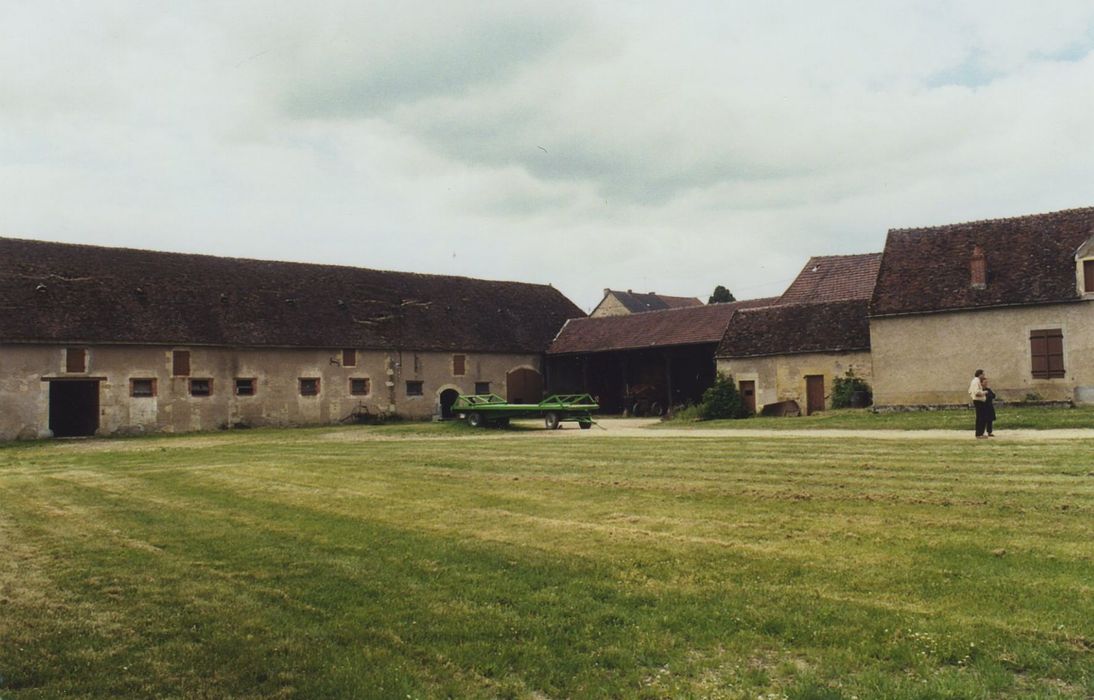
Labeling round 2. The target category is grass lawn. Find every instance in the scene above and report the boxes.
[662,404,1094,431]
[1,425,1091,698]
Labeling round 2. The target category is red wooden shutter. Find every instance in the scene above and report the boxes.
[1085,260,1094,293]
[342,349,356,367]
[173,350,191,376]
[453,354,466,376]
[66,348,86,373]
[1030,329,1064,378]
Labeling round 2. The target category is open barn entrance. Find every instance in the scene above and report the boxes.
[48,380,100,437]
[439,388,460,419]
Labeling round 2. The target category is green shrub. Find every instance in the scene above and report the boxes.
[832,368,872,409]
[700,373,749,420]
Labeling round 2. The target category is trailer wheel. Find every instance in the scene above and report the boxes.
[467,412,485,428]
[649,401,664,417]
[578,419,592,430]
[544,412,561,430]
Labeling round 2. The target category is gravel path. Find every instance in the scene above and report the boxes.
[554,418,1094,441]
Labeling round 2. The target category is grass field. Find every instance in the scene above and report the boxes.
[1,425,1092,698]
[663,405,1094,431]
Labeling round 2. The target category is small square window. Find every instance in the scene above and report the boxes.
[173,350,191,377]
[406,380,423,397]
[453,354,466,376]
[342,349,357,367]
[130,378,156,397]
[350,378,370,396]
[66,348,87,373]
[474,381,491,395]
[189,378,212,397]
[300,378,320,396]
[235,378,256,396]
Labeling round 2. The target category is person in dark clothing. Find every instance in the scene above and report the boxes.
[968,369,988,438]
[982,378,997,437]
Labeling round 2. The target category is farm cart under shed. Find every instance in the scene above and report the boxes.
[453,394,599,429]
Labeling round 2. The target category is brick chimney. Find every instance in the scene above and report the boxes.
[970,245,987,289]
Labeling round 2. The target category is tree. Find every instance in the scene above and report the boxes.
[708,285,736,304]
[700,373,749,420]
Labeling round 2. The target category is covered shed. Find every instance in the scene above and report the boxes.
[547,298,775,414]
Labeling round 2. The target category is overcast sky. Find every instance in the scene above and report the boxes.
[3,2,1094,311]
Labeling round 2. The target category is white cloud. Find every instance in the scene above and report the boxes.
[2,1,1093,310]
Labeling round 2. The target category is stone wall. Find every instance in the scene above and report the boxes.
[716,351,872,411]
[0,344,541,440]
[869,301,1094,407]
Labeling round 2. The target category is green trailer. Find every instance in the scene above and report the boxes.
[452,393,599,430]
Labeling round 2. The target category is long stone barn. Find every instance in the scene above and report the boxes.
[0,238,583,440]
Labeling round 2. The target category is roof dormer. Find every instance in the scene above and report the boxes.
[1076,235,1094,298]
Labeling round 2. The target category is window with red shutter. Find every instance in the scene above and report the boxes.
[1030,329,1065,379]
[1084,259,1094,293]
[66,348,86,373]
[173,350,191,377]
[342,349,357,367]
[453,354,466,376]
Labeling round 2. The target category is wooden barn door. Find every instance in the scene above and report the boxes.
[506,368,543,404]
[805,375,825,415]
[739,380,756,415]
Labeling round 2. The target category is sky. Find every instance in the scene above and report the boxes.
[3,1,1094,312]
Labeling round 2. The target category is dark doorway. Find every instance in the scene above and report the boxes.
[506,367,543,404]
[49,380,100,437]
[739,380,756,415]
[805,375,825,415]
[439,388,460,419]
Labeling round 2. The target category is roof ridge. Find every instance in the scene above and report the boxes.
[888,205,1094,234]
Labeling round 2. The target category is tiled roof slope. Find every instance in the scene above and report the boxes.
[871,207,1094,316]
[608,290,704,313]
[549,297,777,354]
[716,300,871,358]
[0,238,584,352]
[778,253,882,304]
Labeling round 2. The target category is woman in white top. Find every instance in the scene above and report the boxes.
[969,369,988,438]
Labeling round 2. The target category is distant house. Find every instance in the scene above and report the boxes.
[0,238,583,440]
[548,299,776,414]
[590,289,703,318]
[715,253,881,414]
[869,207,1094,407]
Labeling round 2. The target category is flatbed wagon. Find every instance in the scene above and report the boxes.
[453,393,599,430]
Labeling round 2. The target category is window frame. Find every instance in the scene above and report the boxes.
[1030,328,1065,379]
[299,377,321,397]
[350,377,371,396]
[189,378,213,397]
[235,378,257,397]
[452,354,466,376]
[405,380,424,397]
[130,378,157,398]
[474,381,491,395]
[342,349,357,367]
[66,348,87,373]
[173,350,191,377]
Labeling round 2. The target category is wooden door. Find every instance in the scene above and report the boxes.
[805,375,825,415]
[739,380,756,415]
[506,367,543,404]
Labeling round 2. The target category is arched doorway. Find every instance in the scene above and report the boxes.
[439,388,461,419]
[506,367,543,404]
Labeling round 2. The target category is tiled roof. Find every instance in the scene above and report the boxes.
[870,207,1094,316]
[778,253,882,304]
[0,238,584,352]
[605,290,704,313]
[548,297,778,354]
[716,300,871,358]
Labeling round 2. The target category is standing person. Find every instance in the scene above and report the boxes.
[968,369,988,438]
[982,378,997,437]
